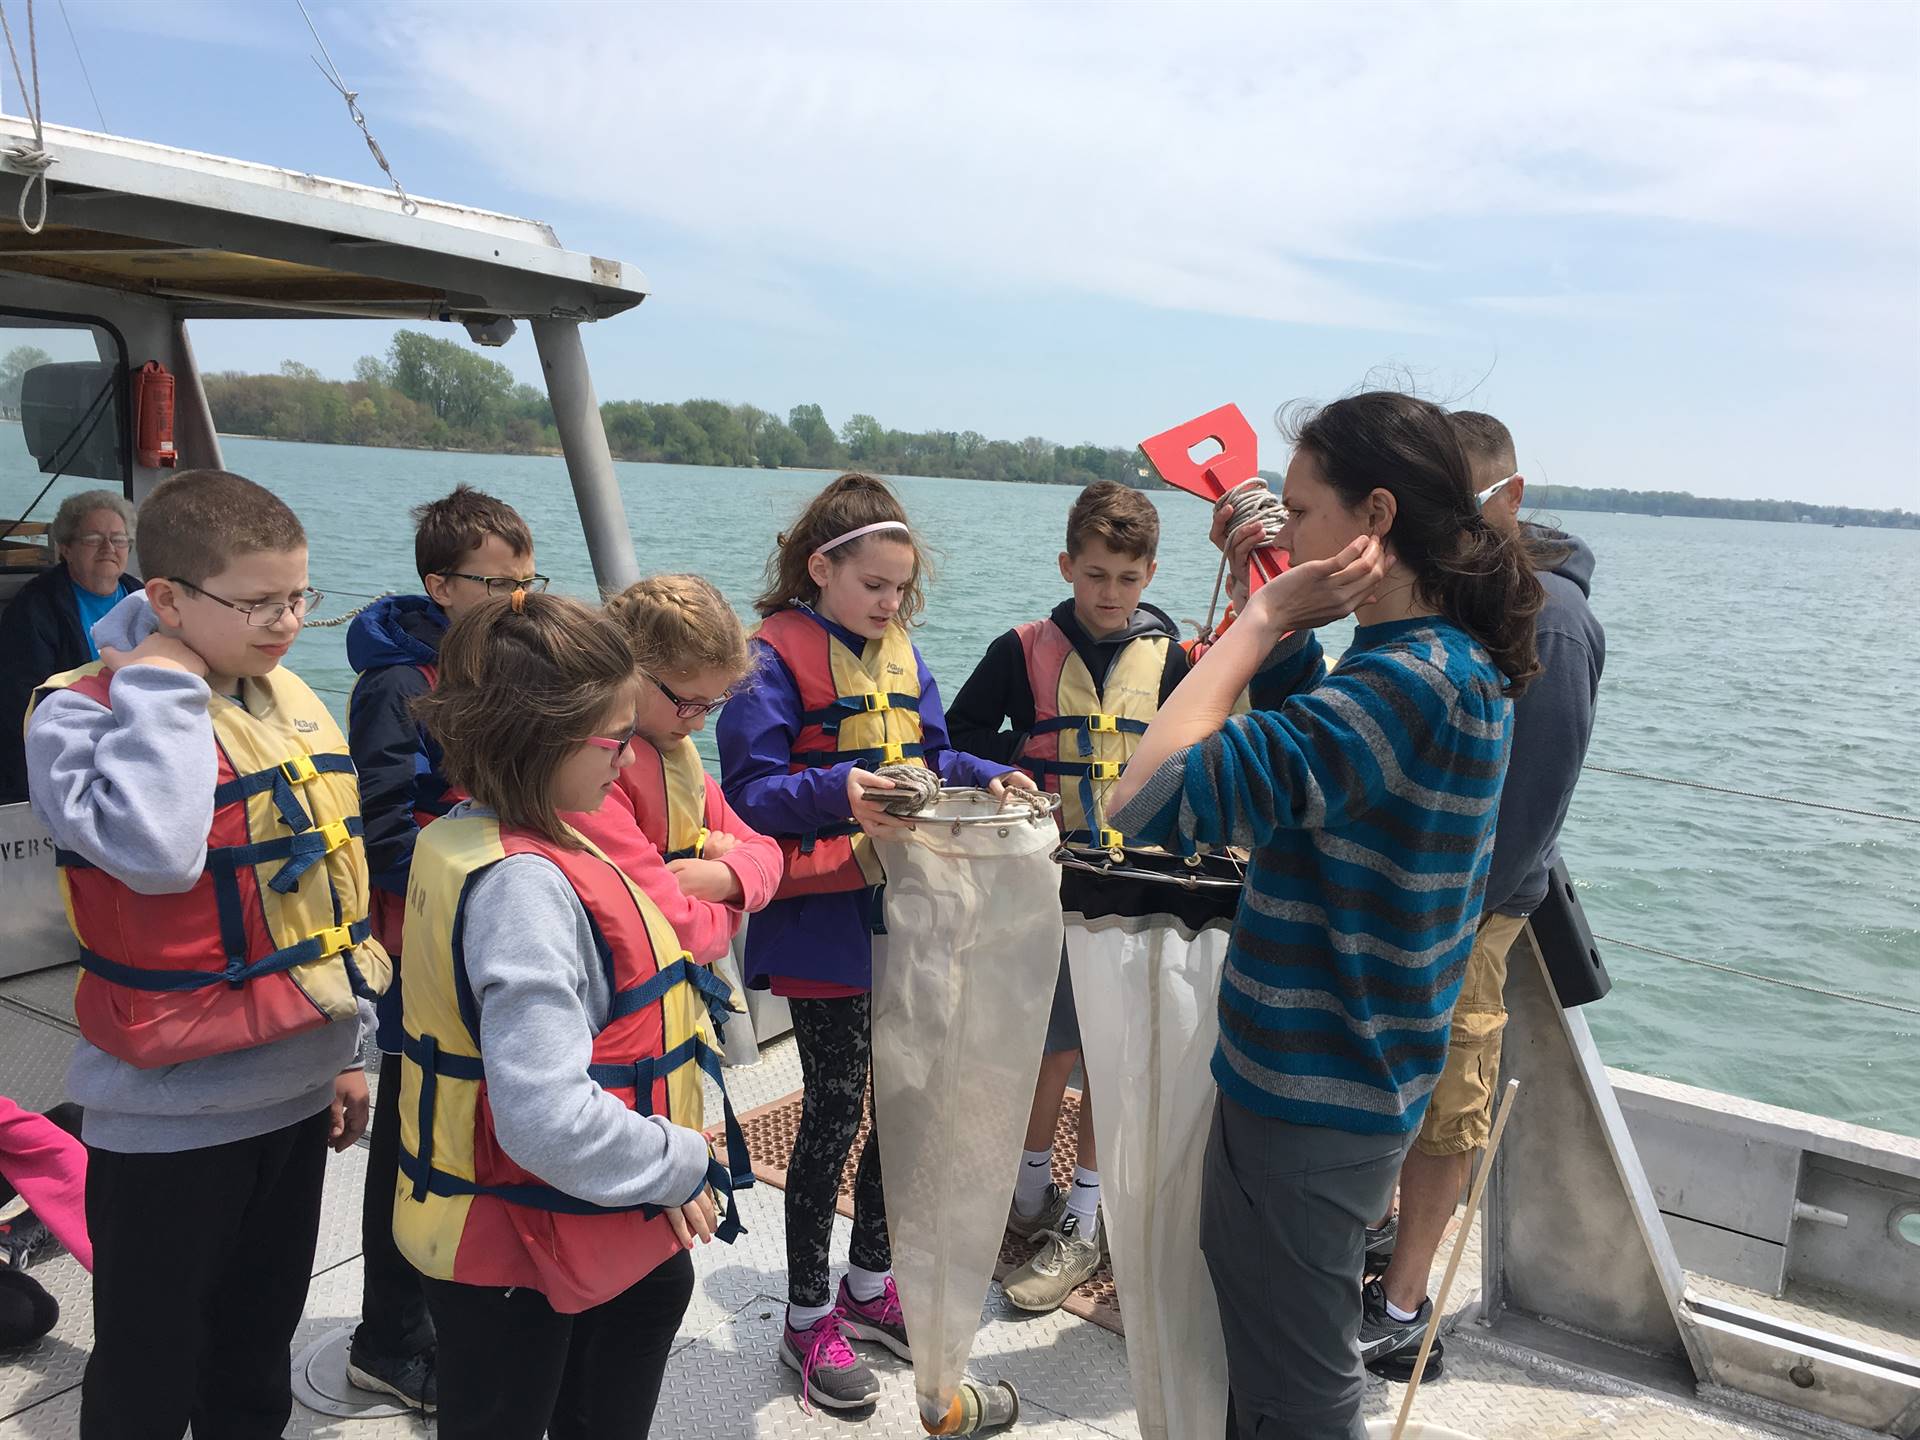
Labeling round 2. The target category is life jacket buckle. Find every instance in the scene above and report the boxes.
[312,924,354,957]
[317,819,353,854]
[1087,713,1121,734]
[691,827,709,859]
[860,693,892,713]
[1087,761,1123,781]
[1096,827,1125,852]
[877,742,905,765]
[279,754,320,786]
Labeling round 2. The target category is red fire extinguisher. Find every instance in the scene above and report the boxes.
[131,361,177,469]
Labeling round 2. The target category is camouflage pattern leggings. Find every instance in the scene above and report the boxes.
[786,994,890,1306]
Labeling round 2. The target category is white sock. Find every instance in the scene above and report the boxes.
[846,1265,891,1304]
[1385,1297,1422,1324]
[1066,1166,1100,1236]
[788,1300,834,1331]
[1013,1148,1054,1216]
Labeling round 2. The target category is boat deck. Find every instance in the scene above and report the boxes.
[0,967,1854,1438]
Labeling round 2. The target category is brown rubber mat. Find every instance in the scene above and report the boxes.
[723,1087,1124,1334]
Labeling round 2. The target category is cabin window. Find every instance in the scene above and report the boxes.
[0,316,128,571]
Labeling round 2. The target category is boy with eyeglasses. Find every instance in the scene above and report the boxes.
[24,469,390,1439]
[336,482,541,1411]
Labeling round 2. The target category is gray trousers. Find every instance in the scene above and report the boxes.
[1202,1093,1412,1440]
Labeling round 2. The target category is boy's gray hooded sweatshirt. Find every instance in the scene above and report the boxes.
[26,591,366,1154]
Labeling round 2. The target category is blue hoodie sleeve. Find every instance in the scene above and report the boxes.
[717,642,860,836]
[348,663,433,895]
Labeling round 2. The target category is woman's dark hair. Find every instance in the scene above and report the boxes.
[1282,392,1544,694]
[754,472,928,625]
[414,593,635,847]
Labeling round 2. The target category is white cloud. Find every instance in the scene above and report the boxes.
[369,1,1912,334]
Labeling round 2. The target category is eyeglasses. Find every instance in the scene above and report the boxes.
[442,571,551,597]
[1476,473,1519,506]
[582,722,639,757]
[170,578,321,628]
[72,533,132,552]
[649,673,732,720]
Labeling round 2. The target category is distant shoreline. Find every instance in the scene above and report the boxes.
[204,431,1917,531]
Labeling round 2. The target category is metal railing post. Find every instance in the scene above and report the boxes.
[533,317,638,597]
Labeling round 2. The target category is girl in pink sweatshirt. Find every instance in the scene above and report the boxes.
[571,574,781,959]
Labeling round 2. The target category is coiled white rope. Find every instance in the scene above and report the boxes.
[1199,479,1288,641]
[0,0,54,235]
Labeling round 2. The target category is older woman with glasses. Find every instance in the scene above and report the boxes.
[0,489,141,802]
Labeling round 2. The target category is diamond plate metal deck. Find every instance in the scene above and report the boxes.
[0,1009,76,1116]
[0,1034,1845,1439]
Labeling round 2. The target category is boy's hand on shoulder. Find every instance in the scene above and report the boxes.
[329,1069,371,1152]
[667,857,744,905]
[101,633,209,679]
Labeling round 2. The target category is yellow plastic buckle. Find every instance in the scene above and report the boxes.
[317,819,353,854]
[1087,761,1123,781]
[861,693,892,713]
[1095,827,1124,850]
[311,924,354,956]
[278,754,319,786]
[1087,714,1120,734]
[877,742,905,765]
[692,827,710,859]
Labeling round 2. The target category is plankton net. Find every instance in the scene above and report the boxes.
[1063,844,1245,1440]
[870,786,1064,1432]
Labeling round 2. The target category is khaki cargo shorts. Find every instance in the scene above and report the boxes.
[1415,911,1528,1157]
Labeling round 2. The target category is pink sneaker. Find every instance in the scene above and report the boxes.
[780,1307,879,1411]
[837,1274,911,1361]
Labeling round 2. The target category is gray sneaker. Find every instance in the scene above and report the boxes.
[1006,1182,1068,1243]
[1003,1212,1102,1313]
[781,1309,880,1411]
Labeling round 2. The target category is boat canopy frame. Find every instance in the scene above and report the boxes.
[0,116,642,593]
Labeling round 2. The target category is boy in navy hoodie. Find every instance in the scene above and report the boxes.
[343,485,540,1410]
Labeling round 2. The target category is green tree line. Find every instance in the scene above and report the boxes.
[176,331,1920,527]
[197,330,1157,491]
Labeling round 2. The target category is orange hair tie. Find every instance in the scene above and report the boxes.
[510,587,527,614]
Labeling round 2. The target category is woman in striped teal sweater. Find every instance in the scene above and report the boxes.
[1110,391,1544,1440]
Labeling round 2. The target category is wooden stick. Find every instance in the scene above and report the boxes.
[1390,1078,1520,1440]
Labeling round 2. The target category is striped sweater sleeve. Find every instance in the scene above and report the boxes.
[1113,642,1478,850]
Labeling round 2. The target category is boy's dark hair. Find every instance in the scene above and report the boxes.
[1450,412,1517,487]
[135,470,305,586]
[1066,481,1159,560]
[415,592,634,848]
[412,485,533,581]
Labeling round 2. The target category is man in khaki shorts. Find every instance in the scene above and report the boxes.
[1359,413,1607,1379]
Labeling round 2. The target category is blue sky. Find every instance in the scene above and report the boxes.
[15,0,1917,508]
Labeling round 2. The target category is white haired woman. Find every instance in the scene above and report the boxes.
[0,489,140,802]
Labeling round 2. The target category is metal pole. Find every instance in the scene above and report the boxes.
[171,318,225,474]
[532,317,638,597]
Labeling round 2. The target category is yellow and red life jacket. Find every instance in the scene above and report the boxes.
[393,814,750,1314]
[1013,618,1166,852]
[619,735,715,863]
[755,607,927,899]
[30,663,390,1068]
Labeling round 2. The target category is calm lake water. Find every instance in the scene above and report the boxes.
[6,438,1916,1135]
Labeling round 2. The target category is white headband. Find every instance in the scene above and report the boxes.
[814,519,910,557]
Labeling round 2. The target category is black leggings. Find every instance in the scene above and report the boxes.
[787,994,889,1307]
[422,1250,694,1440]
